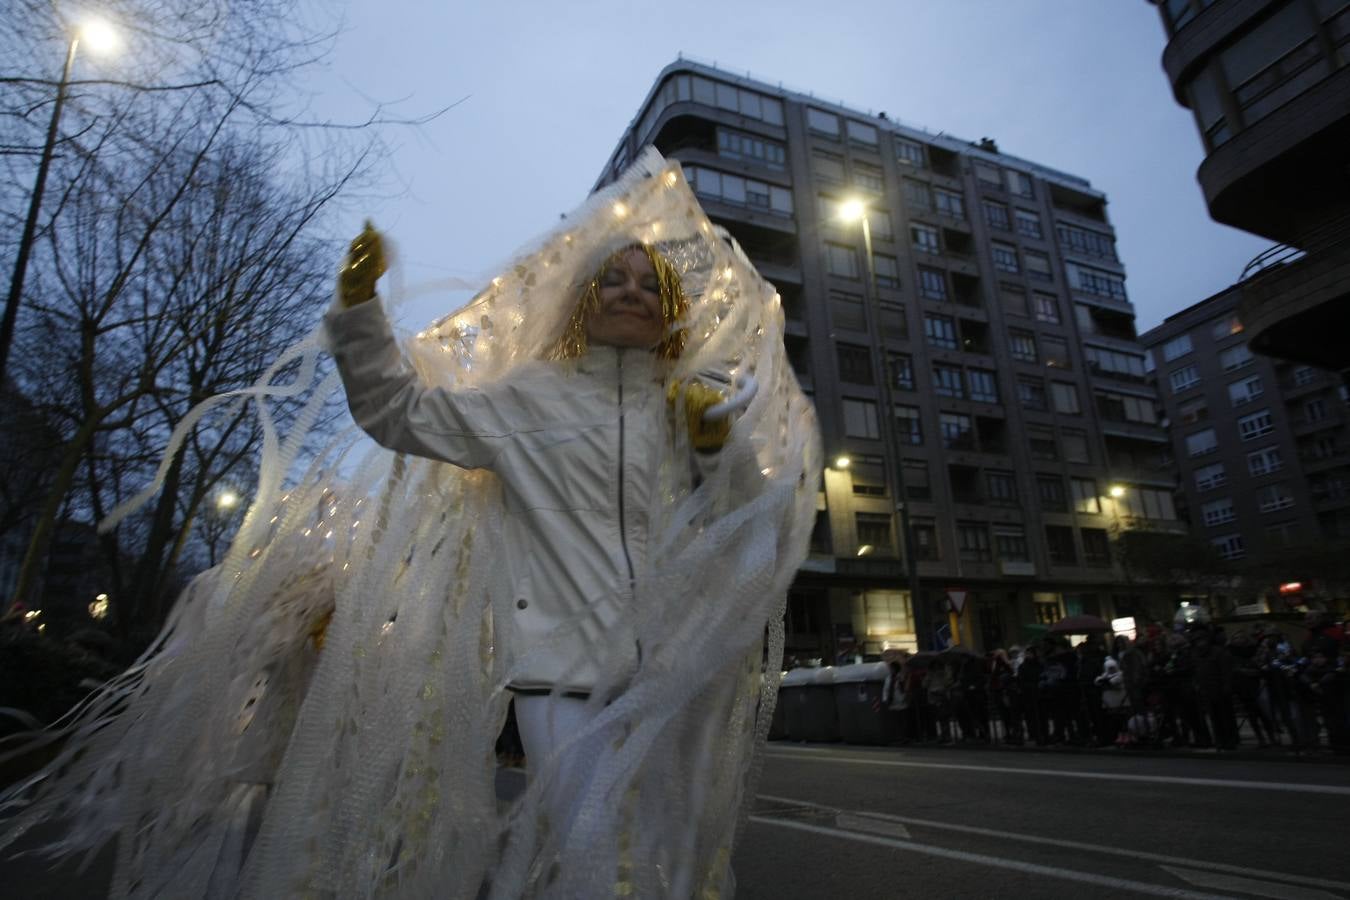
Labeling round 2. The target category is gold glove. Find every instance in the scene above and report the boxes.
[338,219,387,308]
[668,379,731,452]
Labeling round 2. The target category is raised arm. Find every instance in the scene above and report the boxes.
[325,222,509,470]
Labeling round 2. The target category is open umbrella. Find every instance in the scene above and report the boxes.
[1049,614,1111,635]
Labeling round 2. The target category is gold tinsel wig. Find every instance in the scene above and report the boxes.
[548,243,688,361]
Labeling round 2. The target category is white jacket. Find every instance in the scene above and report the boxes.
[326,298,700,692]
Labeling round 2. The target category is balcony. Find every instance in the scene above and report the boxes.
[1240,234,1350,372]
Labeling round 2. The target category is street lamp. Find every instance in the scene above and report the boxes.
[1108,484,1126,499]
[1,17,120,382]
[836,196,929,647]
[216,488,241,511]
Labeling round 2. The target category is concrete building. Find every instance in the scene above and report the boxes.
[1142,285,1350,605]
[1148,0,1350,376]
[597,58,1183,659]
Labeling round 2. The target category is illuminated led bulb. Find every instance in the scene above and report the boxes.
[612,202,629,219]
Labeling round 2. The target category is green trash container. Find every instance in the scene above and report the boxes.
[833,662,897,745]
[779,666,838,742]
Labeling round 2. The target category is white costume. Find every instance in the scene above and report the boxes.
[0,149,821,899]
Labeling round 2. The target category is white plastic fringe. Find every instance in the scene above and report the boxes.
[0,148,822,899]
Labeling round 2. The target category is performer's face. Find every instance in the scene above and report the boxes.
[587,248,665,350]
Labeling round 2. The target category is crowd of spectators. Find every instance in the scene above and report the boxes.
[873,611,1349,754]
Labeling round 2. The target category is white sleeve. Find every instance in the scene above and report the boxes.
[324,298,512,470]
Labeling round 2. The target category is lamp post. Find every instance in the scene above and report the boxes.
[1,18,119,383]
[838,198,929,648]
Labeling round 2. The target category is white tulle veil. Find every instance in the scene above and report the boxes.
[0,148,821,898]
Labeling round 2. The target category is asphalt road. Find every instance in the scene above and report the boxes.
[7,748,1349,898]
[735,744,1350,899]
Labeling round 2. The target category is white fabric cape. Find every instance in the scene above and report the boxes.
[0,148,821,898]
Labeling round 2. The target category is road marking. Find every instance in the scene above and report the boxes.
[749,815,1235,900]
[1160,866,1342,900]
[763,747,1350,796]
[757,794,1350,894]
[834,811,910,840]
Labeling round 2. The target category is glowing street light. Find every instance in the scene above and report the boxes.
[89,593,110,620]
[216,488,241,511]
[1108,484,1126,499]
[1,16,120,381]
[837,197,866,224]
[834,455,852,470]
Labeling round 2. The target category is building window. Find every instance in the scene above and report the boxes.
[1051,382,1081,415]
[1210,314,1243,341]
[1032,293,1060,323]
[1219,344,1254,372]
[1237,409,1275,441]
[830,290,866,330]
[991,242,1020,273]
[1028,426,1058,460]
[842,398,880,439]
[1185,428,1218,457]
[1305,398,1328,423]
[717,128,787,169]
[1061,429,1090,464]
[925,314,958,350]
[1096,390,1156,424]
[813,150,845,182]
[872,253,900,289]
[807,107,840,137]
[1194,463,1227,491]
[856,512,895,556]
[932,364,964,398]
[1015,208,1043,239]
[1072,477,1100,514]
[940,412,975,450]
[1201,498,1236,527]
[1116,486,1177,521]
[986,470,1017,505]
[826,242,860,279]
[1228,375,1264,407]
[837,343,874,384]
[686,166,792,214]
[1084,346,1147,380]
[1042,336,1071,370]
[1001,283,1030,317]
[879,302,907,340]
[847,119,879,146]
[1034,596,1063,625]
[957,521,992,562]
[1010,330,1038,363]
[1037,475,1067,511]
[1018,376,1047,410]
[1266,521,1300,549]
[1247,445,1284,476]
[1006,169,1034,197]
[1161,334,1193,362]
[935,188,965,219]
[973,160,1002,187]
[904,459,931,500]
[1045,525,1077,564]
[1055,222,1118,261]
[1082,528,1111,566]
[1211,533,1246,561]
[994,525,1029,561]
[912,517,940,560]
[967,368,998,404]
[1024,251,1053,282]
[983,200,1011,231]
[1170,365,1201,393]
[1178,397,1209,424]
[1257,483,1295,513]
[903,178,931,210]
[918,266,948,301]
[896,138,926,167]
[1293,365,1317,386]
[1066,263,1126,301]
[895,406,923,445]
[890,354,915,391]
[854,161,884,193]
[911,223,941,255]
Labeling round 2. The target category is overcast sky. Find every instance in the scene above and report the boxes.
[307,0,1270,335]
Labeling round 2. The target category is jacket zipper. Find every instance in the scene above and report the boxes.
[616,351,636,586]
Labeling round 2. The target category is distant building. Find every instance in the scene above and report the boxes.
[1142,285,1350,596]
[597,59,1182,657]
[1148,0,1350,376]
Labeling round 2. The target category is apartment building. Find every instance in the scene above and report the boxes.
[596,59,1182,658]
[1143,285,1350,604]
[1149,0,1350,375]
